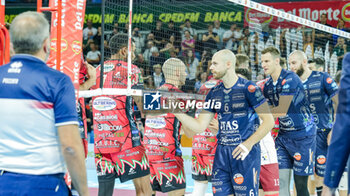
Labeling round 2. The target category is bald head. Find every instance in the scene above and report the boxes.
[162,58,186,79]
[10,11,50,55]
[213,49,237,69]
[290,50,308,61]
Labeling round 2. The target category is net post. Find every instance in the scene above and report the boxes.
[100,0,105,89]
[127,0,134,96]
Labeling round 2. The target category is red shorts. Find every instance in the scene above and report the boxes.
[192,153,215,181]
[95,145,150,183]
[260,163,280,192]
[149,156,186,193]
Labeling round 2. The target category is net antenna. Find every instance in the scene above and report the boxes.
[0,0,10,65]
[37,0,62,71]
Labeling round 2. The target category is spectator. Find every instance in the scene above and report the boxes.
[334,37,347,70]
[0,11,88,196]
[152,20,166,48]
[314,57,325,72]
[93,26,102,47]
[149,47,165,72]
[223,24,237,52]
[144,75,156,90]
[200,49,212,73]
[144,32,156,49]
[132,27,145,55]
[143,40,156,63]
[134,54,149,76]
[180,19,197,41]
[314,13,332,50]
[195,71,208,92]
[280,57,287,70]
[83,31,94,55]
[86,42,101,67]
[160,42,176,59]
[165,20,181,42]
[168,35,181,53]
[238,36,249,56]
[303,30,315,60]
[213,20,226,49]
[333,18,347,46]
[122,23,129,34]
[184,50,199,81]
[153,64,164,88]
[83,19,97,41]
[181,30,195,56]
[202,24,219,52]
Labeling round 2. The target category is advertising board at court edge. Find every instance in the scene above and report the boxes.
[244,1,350,28]
[47,0,86,100]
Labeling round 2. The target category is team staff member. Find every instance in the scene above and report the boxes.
[173,49,275,196]
[143,58,187,196]
[289,50,338,196]
[261,47,316,196]
[323,53,350,196]
[91,33,152,196]
[0,12,88,195]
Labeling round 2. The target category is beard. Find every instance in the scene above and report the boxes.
[213,70,226,79]
[296,66,304,77]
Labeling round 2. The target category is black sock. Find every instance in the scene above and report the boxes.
[316,186,323,196]
[152,194,156,196]
[294,174,310,196]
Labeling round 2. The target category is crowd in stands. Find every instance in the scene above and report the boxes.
[82,13,349,93]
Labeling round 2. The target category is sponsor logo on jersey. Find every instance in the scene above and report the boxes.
[309,81,321,88]
[97,124,123,131]
[220,120,239,130]
[204,80,219,89]
[282,79,286,85]
[94,114,118,121]
[232,93,245,100]
[93,97,117,111]
[309,89,321,95]
[248,85,256,93]
[232,102,245,109]
[233,173,244,184]
[165,180,172,187]
[104,63,115,73]
[128,167,136,175]
[326,77,333,84]
[8,62,23,73]
[294,152,302,161]
[317,155,326,164]
[145,117,166,129]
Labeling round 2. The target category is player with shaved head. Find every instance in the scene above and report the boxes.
[172,49,274,196]
[289,50,338,196]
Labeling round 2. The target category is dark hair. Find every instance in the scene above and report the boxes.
[185,19,190,23]
[315,57,325,70]
[280,57,286,67]
[236,54,249,67]
[335,71,341,84]
[109,33,129,55]
[236,68,252,80]
[261,46,280,59]
[169,20,174,24]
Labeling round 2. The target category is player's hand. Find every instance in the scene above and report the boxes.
[327,130,332,146]
[207,118,218,135]
[321,185,336,196]
[232,142,252,161]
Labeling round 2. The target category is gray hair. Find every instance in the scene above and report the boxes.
[10,11,50,55]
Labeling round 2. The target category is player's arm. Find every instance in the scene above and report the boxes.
[58,125,89,196]
[79,63,96,90]
[181,116,218,138]
[232,102,274,160]
[269,95,293,120]
[174,110,215,134]
[213,34,220,43]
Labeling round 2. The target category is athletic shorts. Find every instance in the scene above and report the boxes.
[192,153,215,182]
[259,163,279,192]
[149,156,186,193]
[275,134,316,176]
[95,145,150,183]
[339,171,348,191]
[211,144,261,196]
[315,129,331,177]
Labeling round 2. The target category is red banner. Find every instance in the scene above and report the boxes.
[47,0,86,98]
[244,1,350,28]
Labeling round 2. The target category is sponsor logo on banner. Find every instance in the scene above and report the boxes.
[71,40,82,54]
[233,173,244,184]
[145,117,166,129]
[342,2,350,22]
[50,38,68,52]
[93,97,117,111]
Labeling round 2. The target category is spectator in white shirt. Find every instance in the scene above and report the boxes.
[223,24,237,52]
[180,19,197,41]
[213,20,226,49]
[153,64,164,88]
[132,27,144,55]
[86,42,101,67]
[83,19,97,41]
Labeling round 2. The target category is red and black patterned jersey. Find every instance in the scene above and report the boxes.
[192,79,220,156]
[143,83,183,161]
[92,60,143,154]
[78,60,88,139]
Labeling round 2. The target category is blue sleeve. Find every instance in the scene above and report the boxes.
[322,72,338,98]
[53,75,78,126]
[204,88,216,113]
[280,74,299,96]
[246,82,266,109]
[324,53,350,188]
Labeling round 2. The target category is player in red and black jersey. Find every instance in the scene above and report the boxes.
[142,58,187,196]
[91,33,152,196]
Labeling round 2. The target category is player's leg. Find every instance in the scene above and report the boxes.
[132,175,153,196]
[192,180,208,196]
[314,130,330,196]
[308,175,316,196]
[168,188,185,196]
[275,137,293,196]
[260,163,280,196]
[96,154,117,196]
[294,174,309,196]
